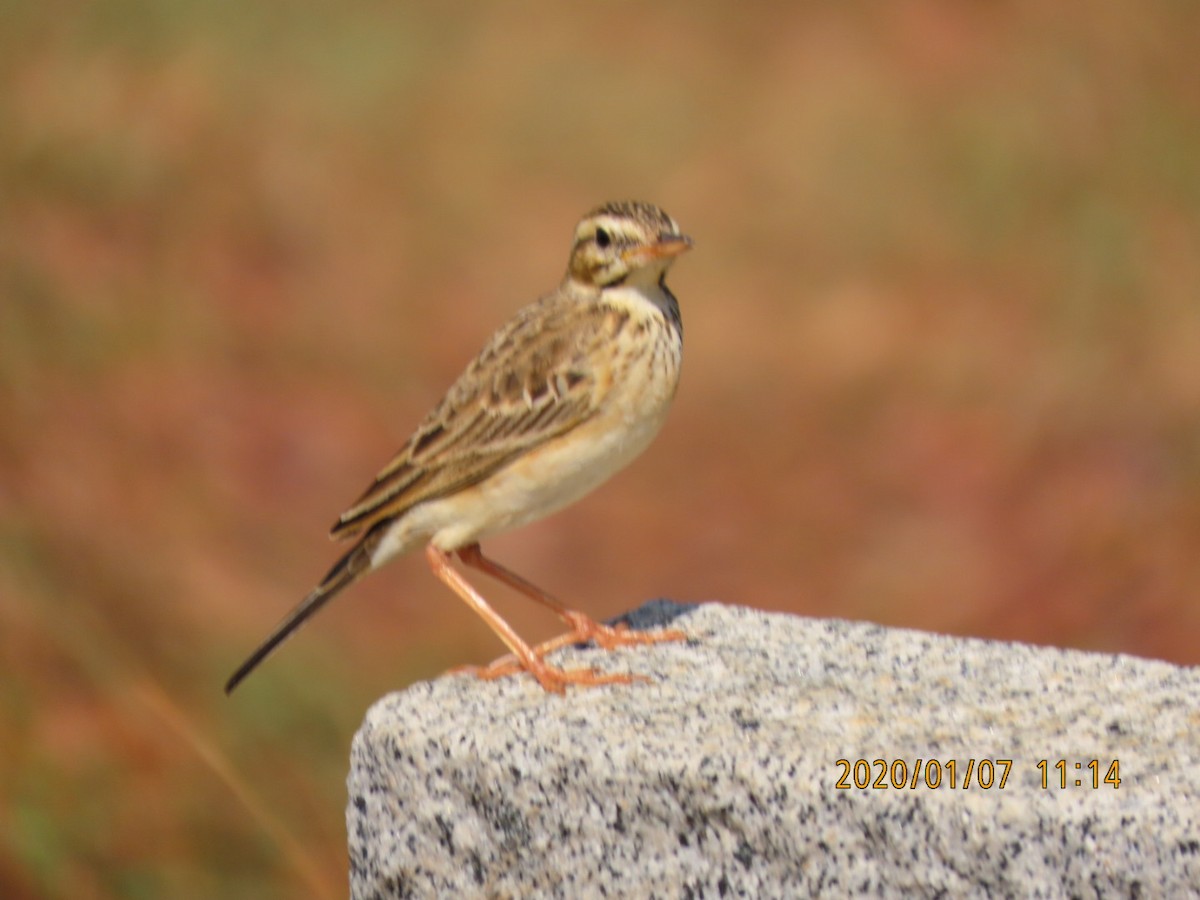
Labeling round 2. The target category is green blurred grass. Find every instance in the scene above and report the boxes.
[3,1,1199,896]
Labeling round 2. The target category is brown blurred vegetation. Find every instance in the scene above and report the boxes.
[2,0,1199,896]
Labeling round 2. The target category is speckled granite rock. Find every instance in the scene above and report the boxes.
[347,601,1200,898]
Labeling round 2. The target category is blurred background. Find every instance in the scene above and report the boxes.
[3,1,1199,896]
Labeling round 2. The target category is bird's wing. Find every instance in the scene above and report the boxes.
[330,294,624,540]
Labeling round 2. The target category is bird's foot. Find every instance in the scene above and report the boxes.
[558,610,688,652]
[452,657,646,694]
[449,612,685,691]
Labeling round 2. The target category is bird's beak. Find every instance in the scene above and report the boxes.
[623,234,694,265]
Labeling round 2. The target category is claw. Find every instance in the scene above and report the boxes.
[454,658,647,693]
[449,616,684,689]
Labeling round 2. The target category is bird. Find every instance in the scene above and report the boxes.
[225,201,692,695]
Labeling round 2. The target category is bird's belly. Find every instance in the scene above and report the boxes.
[419,395,673,551]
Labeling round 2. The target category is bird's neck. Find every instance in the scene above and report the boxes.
[596,277,682,336]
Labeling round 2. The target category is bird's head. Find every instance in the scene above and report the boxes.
[567,201,693,289]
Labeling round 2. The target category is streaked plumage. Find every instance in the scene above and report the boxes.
[225,201,691,694]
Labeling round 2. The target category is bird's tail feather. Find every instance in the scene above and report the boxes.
[224,531,379,694]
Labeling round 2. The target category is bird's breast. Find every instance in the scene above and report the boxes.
[421,328,679,550]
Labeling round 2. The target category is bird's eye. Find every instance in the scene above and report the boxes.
[594,228,612,249]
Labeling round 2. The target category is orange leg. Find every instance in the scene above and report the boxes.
[426,545,638,693]
[453,543,686,681]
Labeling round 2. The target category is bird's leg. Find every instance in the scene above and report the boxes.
[426,545,637,693]
[454,543,686,678]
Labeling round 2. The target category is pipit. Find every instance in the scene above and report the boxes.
[225,201,692,695]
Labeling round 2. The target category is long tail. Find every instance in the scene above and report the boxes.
[224,530,381,695]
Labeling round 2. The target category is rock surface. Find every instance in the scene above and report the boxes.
[347,601,1200,898]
